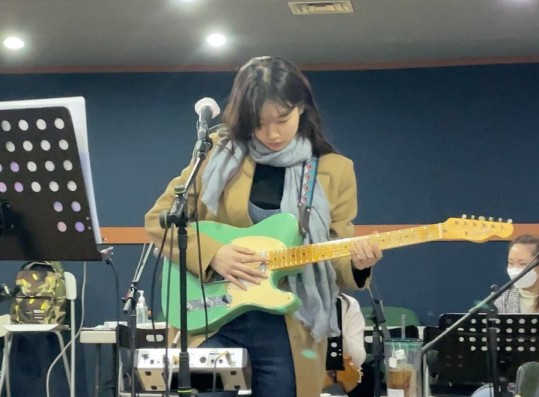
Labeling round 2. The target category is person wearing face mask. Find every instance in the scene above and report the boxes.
[470,234,539,397]
[495,234,539,314]
[145,56,383,397]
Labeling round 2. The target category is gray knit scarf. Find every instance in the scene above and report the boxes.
[201,135,340,341]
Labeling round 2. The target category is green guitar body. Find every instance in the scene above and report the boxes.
[161,212,304,335]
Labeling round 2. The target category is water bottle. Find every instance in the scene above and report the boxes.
[136,290,148,325]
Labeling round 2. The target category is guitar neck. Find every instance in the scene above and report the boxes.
[268,223,442,270]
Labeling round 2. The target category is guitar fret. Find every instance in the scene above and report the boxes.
[367,225,440,250]
[268,220,512,269]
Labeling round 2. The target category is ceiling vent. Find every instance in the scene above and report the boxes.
[288,1,354,15]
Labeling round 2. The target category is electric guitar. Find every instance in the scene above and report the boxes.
[161,213,513,334]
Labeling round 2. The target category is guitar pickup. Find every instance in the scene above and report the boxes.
[186,296,230,311]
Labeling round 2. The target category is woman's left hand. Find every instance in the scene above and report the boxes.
[350,237,382,270]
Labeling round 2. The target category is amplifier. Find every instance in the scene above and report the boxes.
[135,348,251,392]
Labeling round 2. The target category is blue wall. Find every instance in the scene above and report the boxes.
[1,63,538,396]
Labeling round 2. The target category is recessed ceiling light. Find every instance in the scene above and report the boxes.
[206,33,226,47]
[501,0,536,6]
[3,36,25,50]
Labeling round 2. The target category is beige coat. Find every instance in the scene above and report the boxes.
[144,137,370,397]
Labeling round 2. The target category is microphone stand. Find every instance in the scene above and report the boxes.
[485,287,504,397]
[368,287,391,397]
[422,250,539,397]
[122,246,149,397]
[159,135,213,397]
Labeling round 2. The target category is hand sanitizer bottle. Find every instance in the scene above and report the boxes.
[136,290,148,326]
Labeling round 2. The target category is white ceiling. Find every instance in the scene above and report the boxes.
[1,0,539,72]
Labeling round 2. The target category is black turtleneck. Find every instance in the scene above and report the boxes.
[250,163,285,209]
[248,163,371,287]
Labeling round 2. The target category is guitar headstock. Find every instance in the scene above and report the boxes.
[441,215,514,242]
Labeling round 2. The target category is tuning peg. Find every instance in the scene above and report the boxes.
[461,214,467,219]
[507,219,513,224]
[471,215,476,220]
[478,216,486,221]
[489,217,494,221]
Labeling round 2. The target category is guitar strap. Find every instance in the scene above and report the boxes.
[299,158,347,372]
[299,158,346,371]
[298,157,319,239]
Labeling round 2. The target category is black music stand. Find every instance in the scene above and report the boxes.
[425,313,539,395]
[0,100,101,260]
[0,97,102,397]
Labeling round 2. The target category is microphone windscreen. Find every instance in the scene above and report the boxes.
[194,97,220,118]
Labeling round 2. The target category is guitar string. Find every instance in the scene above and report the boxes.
[266,221,509,269]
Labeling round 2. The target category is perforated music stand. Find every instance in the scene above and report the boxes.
[0,97,101,261]
[425,313,539,392]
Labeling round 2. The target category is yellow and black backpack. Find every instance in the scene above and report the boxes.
[10,261,67,324]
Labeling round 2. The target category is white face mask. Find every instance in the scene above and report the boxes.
[507,267,538,289]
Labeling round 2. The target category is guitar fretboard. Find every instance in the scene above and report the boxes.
[268,224,443,270]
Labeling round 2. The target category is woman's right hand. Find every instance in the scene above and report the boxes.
[210,245,268,290]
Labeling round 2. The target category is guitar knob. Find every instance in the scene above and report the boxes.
[461,214,467,219]
[507,219,513,224]
[471,215,476,220]
[489,217,494,221]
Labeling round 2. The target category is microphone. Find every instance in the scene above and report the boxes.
[194,97,220,141]
[0,283,11,298]
[0,283,18,302]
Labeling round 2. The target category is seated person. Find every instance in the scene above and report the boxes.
[472,234,539,397]
[324,292,366,397]
[495,233,539,313]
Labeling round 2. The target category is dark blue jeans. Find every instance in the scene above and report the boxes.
[199,311,296,397]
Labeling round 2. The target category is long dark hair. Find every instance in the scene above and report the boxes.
[509,234,539,311]
[222,56,335,156]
